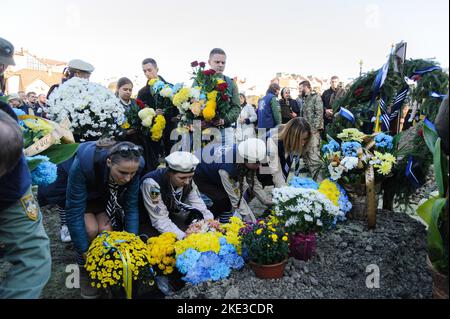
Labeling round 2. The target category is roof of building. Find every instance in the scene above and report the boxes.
[7,69,62,91]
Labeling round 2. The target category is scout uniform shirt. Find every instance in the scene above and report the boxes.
[195,145,272,222]
[141,168,214,240]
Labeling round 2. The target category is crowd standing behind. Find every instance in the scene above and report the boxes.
[0,35,352,299]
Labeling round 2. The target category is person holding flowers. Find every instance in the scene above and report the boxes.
[194,138,272,223]
[137,58,177,158]
[64,140,144,298]
[195,48,241,146]
[140,151,214,240]
[115,77,160,172]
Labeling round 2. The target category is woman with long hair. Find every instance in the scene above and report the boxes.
[235,93,257,142]
[266,117,322,187]
[279,87,300,124]
[116,77,159,173]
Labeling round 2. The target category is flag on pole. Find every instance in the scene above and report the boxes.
[338,107,356,124]
[393,41,407,73]
[411,65,442,76]
[379,97,391,131]
[374,100,382,133]
[371,46,394,103]
[388,85,409,121]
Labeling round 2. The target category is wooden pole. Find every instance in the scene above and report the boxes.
[366,164,377,229]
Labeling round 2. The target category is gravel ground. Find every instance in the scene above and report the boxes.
[0,181,435,299]
[168,210,432,299]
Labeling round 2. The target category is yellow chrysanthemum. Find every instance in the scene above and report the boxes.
[256,229,262,235]
[150,114,166,141]
[318,179,340,206]
[121,120,130,129]
[24,118,53,135]
[148,78,158,86]
[173,88,191,107]
[202,100,216,121]
[174,232,223,256]
[207,90,218,101]
[85,231,152,292]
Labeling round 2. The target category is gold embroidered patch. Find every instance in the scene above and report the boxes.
[20,194,39,221]
[150,187,160,203]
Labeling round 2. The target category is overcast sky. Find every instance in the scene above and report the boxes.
[3,0,449,94]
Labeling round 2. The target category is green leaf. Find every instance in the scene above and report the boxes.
[417,197,437,226]
[427,198,446,263]
[26,157,47,172]
[433,138,445,197]
[39,143,79,165]
[423,123,438,154]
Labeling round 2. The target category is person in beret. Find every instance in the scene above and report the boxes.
[47,59,95,99]
[67,59,94,79]
[140,151,214,239]
[194,138,272,224]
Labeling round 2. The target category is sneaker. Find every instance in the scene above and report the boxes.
[60,225,72,243]
[80,267,100,299]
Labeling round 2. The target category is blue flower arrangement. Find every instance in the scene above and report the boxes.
[332,180,352,221]
[151,80,166,94]
[374,133,393,151]
[341,141,362,157]
[27,155,57,186]
[175,238,244,285]
[321,140,340,155]
[288,176,319,190]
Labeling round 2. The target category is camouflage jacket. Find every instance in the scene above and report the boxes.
[300,92,324,131]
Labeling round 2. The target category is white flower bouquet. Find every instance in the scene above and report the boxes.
[272,186,343,234]
[47,77,125,140]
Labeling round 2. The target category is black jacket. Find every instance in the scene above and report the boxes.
[279,98,300,124]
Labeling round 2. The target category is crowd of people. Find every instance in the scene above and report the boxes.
[0,35,349,299]
[6,35,447,301]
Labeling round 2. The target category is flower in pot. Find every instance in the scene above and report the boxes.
[239,216,289,279]
[417,126,448,299]
[272,186,342,260]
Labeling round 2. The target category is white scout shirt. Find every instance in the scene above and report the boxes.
[217,169,272,222]
[141,178,214,240]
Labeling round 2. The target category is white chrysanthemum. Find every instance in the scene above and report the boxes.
[138,107,155,120]
[47,77,125,138]
[285,216,299,227]
[142,117,153,127]
[328,164,344,181]
[340,156,359,171]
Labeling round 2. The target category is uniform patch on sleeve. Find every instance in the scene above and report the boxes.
[150,186,161,203]
[20,194,39,221]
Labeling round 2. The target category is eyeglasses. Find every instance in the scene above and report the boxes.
[110,145,143,157]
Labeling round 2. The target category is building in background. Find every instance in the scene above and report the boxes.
[4,48,66,95]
